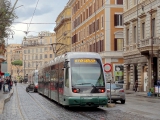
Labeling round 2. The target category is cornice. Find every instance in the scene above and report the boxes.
[138,12,146,18]
[123,50,140,57]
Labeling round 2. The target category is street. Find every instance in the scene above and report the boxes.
[0,84,159,120]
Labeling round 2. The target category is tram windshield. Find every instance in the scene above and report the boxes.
[71,58,105,87]
[33,72,38,85]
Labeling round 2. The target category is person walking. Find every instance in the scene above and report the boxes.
[6,77,11,92]
[135,80,138,92]
[14,80,17,86]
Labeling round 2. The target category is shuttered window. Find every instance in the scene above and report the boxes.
[114,14,122,26]
[117,0,123,5]
[115,39,123,51]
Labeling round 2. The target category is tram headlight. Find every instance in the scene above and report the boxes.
[72,88,80,93]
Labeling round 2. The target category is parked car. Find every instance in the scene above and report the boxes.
[106,83,125,104]
[26,83,38,92]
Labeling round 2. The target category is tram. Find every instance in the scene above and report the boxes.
[26,70,38,92]
[38,52,108,107]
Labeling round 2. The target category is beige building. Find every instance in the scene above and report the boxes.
[22,31,56,82]
[54,4,71,56]
[6,44,23,79]
[123,0,160,91]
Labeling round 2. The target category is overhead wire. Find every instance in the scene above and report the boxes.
[26,0,40,36]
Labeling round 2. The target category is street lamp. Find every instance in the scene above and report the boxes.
[50,43,68,58]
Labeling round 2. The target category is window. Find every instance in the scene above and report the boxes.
[40,54,42,59]
[134,0,137,5]
[65,67,69,87]
[36,55,38,60]
[114,14,122,26]
[133,26,137,43]
[50,54,52,58]
[45,47,47,51]
[126,0,129,9]
[114,38,124,51]
[142,22,145,39]
[126,29,129,45]
[45,54,47,58]
[101,16,104,28]
[151,18,155,37]
[96,19,99,30]
[50,38,52,43]
[116,0,123,5]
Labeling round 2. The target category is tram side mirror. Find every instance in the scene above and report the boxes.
[63,61,69,68]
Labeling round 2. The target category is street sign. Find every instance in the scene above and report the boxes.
[103,63,112,73]
[105,72,112,81]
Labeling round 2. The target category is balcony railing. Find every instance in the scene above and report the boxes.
[99,51,123,58]
[23,43,45,47]
[138,37,160,47]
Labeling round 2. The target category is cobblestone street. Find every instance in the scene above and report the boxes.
[0,84,159,120]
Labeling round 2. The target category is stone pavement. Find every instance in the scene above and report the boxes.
[0,86,13,114]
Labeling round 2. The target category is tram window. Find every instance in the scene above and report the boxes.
[65,68,69,87]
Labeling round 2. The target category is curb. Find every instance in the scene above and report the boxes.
[0,88,14,114]
[136,94,160,99]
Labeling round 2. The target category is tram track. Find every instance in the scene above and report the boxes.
[19,85,58,120]
[20,85,98,120]
[15,86,25,120]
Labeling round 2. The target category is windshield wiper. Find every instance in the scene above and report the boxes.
[73,82,98,90]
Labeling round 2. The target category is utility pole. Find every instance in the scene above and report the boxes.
[149,0,153,89]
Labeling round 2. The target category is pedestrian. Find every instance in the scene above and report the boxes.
[14,80,17,86]
[6,77,11,92]
[0,76,2,91]
[135,80,138,92]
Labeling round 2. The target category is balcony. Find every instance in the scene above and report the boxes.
[99,51,123,58]
[54,16,71,31]
[22,43,45,47]
[137,37,160,55]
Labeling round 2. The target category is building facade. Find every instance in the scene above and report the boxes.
[123,0,160,91]
[22,31,56,82]
[68,0,124,82]
[54,4,71,56]
[6,44,23,79]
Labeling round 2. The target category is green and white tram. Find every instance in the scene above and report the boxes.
[38,52,108,107]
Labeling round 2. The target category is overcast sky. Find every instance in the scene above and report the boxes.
[9,0,69,44]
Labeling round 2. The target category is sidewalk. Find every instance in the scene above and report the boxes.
[0,87,14,114]
[125,90,160,99]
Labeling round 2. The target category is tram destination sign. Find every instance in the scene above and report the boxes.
[74,58,97,64]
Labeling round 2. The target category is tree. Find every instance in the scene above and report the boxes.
[0,0,17,44]
[11,60,22,76]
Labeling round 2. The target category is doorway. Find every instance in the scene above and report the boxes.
[127,65,130,90]
[134,65,138,82]
[153,57,157,86]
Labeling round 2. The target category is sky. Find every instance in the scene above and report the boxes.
[9,0,69,44]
